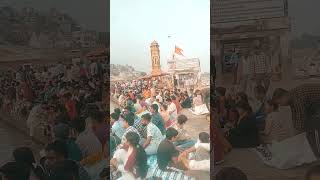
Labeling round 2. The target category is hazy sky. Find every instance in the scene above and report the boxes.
[110,0,210,73]
[1,0,108,32]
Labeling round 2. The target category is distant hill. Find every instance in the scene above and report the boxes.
[110,64,146,81]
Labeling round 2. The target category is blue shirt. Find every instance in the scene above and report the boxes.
[112,120,126,139]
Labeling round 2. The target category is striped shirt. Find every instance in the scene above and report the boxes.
[150,164,195,180]
[122,126,141,144]
[249,52,270,74]
[289,84,320,131]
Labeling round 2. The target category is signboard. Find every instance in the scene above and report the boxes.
[168,58,201,72]
[212,0,287,24]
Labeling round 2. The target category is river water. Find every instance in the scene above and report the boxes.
[0,121,42,165]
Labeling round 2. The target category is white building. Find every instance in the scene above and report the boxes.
[167,57,201,88]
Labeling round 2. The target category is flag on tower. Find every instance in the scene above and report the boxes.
[174,46,184,56]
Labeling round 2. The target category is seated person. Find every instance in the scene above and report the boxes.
[179,132,210,172]
[48,160,81,180]
[252,85,267,131]
[152,136,195,179]
[53,123,82,162]
[181,94,192,108]
[110,132,148,180]
[111,112,126,140]
[173,115,196,150]
[149,104,166,134]
[226,101,259,148]
[141,113,163,155]
[261,100,292,144]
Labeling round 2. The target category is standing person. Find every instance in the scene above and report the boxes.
[230,48,240,85]
[250,40,271,90]
[149,104,166,134]
[61,92,78,121]
[110,132,148,180]
[167,97,178,122]
[160,104,174,128]
[237,51,251,93]
[272,84,320,159]
[141,113,163,155]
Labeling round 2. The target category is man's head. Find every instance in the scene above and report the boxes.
[254,85,266,101]
[165,127,178,141]
[110,112,120,123]
[199,132,210,143]
[272,88,290,106]
[89,110,105,129]
[177,114,188,125]
[150,104,159,114]
[122,113,135,129]
[306,165,320,180]
[141,113,152,126]
[45,140,68,169]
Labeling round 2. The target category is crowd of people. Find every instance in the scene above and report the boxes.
[109,78,211,179]
[213,80,320,170]
[0,59,113,180]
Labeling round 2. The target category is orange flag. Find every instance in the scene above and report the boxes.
[175,46,184,56]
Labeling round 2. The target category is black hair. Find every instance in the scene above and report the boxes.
[216,167,247,180]
[157,140,179,171]
[236,92,249,103]
[235,100,252,114]
[89,110,105,123]
[272,88,289,100]
[170,95,176,100]
[132,99,137,103]
[141,113,152,122]
[49,160,80,180]
[166,127,178,140]
[71,119,86,133]
[45,140,68,159]
[306,165,320,180]
[254,85,266,95]
[199,132,210,143]
[266,99,279,111]
[110,112,120,121]
[0,162,30,180]
[125,132,148,178]
[150,104,159,112]
[123,114,135,126]
[13,147,35,166]
[177,114,188,125]
[114,108,121,115]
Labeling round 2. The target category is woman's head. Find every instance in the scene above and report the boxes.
[157,140,179,170]
[125,132,148,178]
[124,132,140,147]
